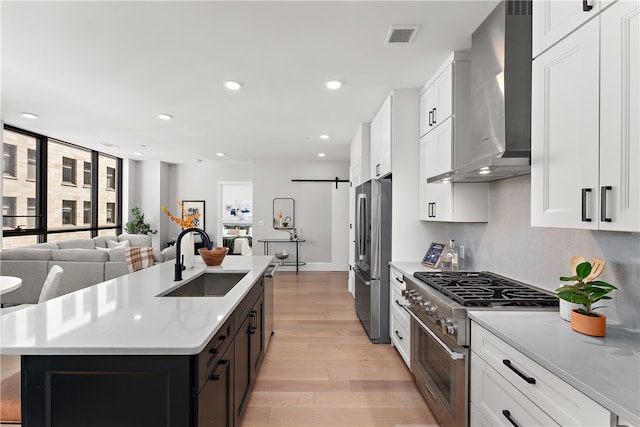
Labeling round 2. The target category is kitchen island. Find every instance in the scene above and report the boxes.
[0,255,273,426]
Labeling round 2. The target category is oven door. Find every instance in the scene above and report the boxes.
[408,310,467,427]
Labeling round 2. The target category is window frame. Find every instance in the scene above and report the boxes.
[2,125,123,244]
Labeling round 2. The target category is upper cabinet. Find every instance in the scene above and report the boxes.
[420,63,454,137]
[532,0,603,58]
[531,0,639,232]
[350,123,371,188]
[419,52,488,222]
[370,94,393,179]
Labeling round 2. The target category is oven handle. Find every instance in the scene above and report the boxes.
[403,306,465,361]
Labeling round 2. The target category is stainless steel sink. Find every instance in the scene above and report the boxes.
[160,272,248,297]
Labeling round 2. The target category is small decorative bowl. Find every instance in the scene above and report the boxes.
[198,247,229,266]
[274,252,289,265]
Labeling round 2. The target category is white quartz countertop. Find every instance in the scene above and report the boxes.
[389,261,437,277]
[0,255,272,356]
[469,311,640,424]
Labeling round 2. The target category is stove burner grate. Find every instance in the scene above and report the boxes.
[413,271,559,308]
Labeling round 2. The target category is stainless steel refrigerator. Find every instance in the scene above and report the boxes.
[353,178,391,344]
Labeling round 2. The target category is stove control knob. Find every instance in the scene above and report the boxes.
[425,304,437,316]
[445,320,458,335]
[412,295,423,303]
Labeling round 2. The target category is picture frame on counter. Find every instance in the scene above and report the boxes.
[421,242,447,268]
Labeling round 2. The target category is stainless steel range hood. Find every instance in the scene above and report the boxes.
[428,0,532,183]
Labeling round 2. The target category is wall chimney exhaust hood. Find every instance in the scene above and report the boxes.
[428,0,532,184]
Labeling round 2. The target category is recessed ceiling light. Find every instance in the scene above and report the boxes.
[320,134,330,140]
[216,152,225,157]
[158,113,173,120]
[479,167,491,175]
[21,112,38,119]
[325,80,342,90]
[224,81,242,90]
[318,153,326,157]
[133,152,143,156]
[194,159,203,163]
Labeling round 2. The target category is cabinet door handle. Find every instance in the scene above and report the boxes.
[503,359,536,384]
[583,0,593,11]
[502,410,520,427]
[395,299,404,308]
[394,276,404,284]
[600,186,612,222]
[395,330,403,340]
[432,108,437,124]
[581,188,592,222]
[209,334,227,354]
[432,202,436,218]
[209,359,229,381]
[428,110,433,126]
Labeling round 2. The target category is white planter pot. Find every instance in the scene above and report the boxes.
[559,299,584,321]
[180,232,195,269]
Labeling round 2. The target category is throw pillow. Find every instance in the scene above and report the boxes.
[107,240,130,249]
[125,247,155,273]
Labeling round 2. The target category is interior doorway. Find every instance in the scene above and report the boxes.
[218,182,253,254]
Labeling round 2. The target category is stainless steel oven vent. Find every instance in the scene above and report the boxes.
[507,0,532,16]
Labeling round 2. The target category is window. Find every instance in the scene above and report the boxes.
[2,197,16,229]
[28,149,36,180]
[3,144,17,177]
[27,198,36,228]
[106,203,115,224]
[106,167,116,190]
[84,162,91,186]
[84,201,91,224]
[62,200,76,225]
[62,157,77,184]
[3,127,122,248]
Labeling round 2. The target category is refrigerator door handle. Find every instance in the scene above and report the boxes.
[356,193,367,261]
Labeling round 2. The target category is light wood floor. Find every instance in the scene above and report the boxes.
[241,271,438,427]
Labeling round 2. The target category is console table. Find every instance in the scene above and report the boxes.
[257,239,306,272]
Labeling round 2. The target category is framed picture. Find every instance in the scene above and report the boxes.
[421,242,447,268]
[182,200,205,230]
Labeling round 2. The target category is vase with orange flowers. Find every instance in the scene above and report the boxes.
[162,201,202,269]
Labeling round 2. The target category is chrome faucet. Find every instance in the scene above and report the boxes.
[175,227,212,281]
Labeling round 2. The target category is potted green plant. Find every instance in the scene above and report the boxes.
[124,207,157,235]
[556,261,617,337]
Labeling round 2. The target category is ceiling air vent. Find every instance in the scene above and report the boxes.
[385,25,420,44]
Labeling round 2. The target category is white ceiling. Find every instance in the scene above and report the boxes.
[2,1,499,164]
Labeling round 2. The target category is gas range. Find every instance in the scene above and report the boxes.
[403,270,559,427]
[403,271,558,348]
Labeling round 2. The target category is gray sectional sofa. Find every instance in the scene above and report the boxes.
[0,234,176,305]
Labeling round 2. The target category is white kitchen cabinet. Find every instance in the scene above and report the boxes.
[389,266,410,369]
[420,63,453,137]
[370,94,392,179]
[471,322,611,427]
[533,0,602,58]
[419,130,488,222]
[599,1,640,231]
[350,123,370,188]
[418,52,488,223]
[531,1,639,231]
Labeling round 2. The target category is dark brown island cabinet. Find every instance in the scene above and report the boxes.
[21,274,269,427]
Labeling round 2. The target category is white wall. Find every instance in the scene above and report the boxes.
[168,161,252,246]
[252,158,349,271]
